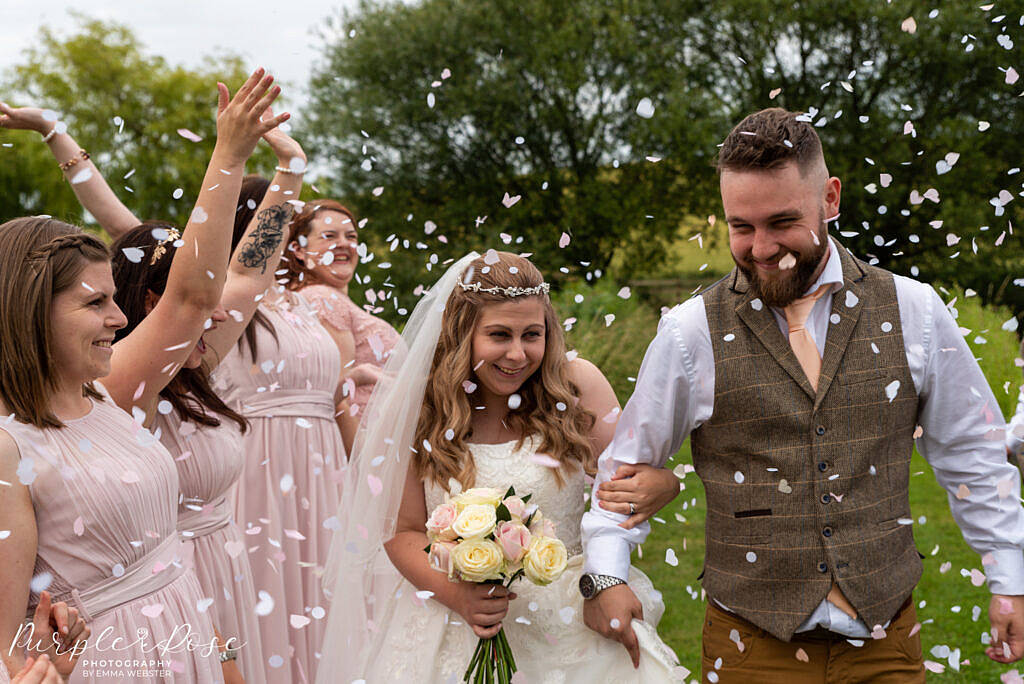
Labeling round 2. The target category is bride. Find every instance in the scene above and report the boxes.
[318,251,684,683]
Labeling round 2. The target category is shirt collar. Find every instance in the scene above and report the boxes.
[803,237,844,296]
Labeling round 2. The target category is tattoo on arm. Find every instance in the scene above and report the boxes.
[237,203,292,274]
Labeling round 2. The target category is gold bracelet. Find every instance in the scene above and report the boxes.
[59,149,90,172]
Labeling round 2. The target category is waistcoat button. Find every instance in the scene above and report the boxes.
[823,526,833,538]
[820,493,831,504]
[815,426,826,436]
[818,461,828,472]
[817,562,828,573]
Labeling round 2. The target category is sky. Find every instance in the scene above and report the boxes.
[1,0,360,117]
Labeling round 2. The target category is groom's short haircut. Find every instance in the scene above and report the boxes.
[717,108,825,177]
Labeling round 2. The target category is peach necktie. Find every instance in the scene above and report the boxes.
[782,284,831,390]
[784,283,859,619]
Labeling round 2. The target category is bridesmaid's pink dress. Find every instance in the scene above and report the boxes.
[299,284,400,415]
[0,383,220,683]
[212,293,345,684]
[153,407,265,684]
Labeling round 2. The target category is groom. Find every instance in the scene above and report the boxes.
[580,107,1024,681]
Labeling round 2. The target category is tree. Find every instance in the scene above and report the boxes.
[306,0,1024,319]
[680,0,1024,310]
[0,15,275,228]
[302,0,718,310]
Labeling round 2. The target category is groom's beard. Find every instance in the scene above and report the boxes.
[735,219,829,308]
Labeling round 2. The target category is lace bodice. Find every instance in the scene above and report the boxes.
[424,436,585,555]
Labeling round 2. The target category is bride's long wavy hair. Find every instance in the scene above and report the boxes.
[413,252,595,490]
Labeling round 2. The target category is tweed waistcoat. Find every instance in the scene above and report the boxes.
[691,245,921,641]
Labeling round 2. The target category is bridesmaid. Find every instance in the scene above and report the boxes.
[0,219,222,683]
[0,68,286,683]
[282,200,400,450]
[3,82,299,682]
[105,115,307,684]
[209,203,356,681]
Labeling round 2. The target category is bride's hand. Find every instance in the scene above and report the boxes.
[453,583,517,639]
[594,464,681,529]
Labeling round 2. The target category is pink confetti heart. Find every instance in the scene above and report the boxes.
[121,470,141,484]
[871,625,887,639]
[367,474,383,497]
[970,568,987,587]
[140,603,164,618]
[224,541,244,559]
[558,232,570,248]
[290,614,311,628]
[795,647,809,662]
[73,516,84,536]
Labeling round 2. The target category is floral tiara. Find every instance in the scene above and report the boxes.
[150,227,182,265]
[456,279,550,297]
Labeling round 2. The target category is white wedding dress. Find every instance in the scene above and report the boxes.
[362,436,684,683]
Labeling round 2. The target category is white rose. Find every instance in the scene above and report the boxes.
[451,487,504,510]
[522,536,568,586]
[451,538,505,582]
[451,504,497,539]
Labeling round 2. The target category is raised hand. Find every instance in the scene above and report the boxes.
[260,105,306,167]
[213,68,290,167]
[0,103,52,134]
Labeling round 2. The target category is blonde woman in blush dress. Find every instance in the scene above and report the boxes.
[280,200,400,452]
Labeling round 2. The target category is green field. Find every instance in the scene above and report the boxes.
[565,273,1024,682]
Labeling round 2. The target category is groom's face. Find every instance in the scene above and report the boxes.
[721,161,840,308]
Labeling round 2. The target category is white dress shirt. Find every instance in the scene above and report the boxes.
[582,238,1024,636]
[1007,386,1024,457]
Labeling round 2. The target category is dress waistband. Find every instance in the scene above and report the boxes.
[239,389,336,419]
[49,535,187,622]
[178,498,232,539]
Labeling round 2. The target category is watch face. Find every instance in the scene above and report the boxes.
[579,574,595,598]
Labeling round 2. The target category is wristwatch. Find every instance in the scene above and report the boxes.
[579,573,627,599]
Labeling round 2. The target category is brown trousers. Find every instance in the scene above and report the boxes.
[701,599,925,683]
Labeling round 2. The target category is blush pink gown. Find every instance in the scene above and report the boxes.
[211,293,345,684]
[299,284,400,415]
[153,407,265,684]
[0,383,220,683]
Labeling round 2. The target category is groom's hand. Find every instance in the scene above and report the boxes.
[583,584,644,668]
[987,594,1024,663]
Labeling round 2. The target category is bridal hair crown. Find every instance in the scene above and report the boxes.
[457,279,550,297]
[150,227,182,265]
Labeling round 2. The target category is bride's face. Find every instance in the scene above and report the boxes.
[470,298,547,401]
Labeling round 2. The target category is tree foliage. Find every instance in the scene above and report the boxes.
[304,0,1024,316]
[0,15,273,228]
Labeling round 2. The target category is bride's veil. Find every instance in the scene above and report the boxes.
[317,252,479,683]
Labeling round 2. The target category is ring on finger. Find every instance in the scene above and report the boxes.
[629,502,636,515]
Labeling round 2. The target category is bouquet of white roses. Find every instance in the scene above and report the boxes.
[425,486,568,683]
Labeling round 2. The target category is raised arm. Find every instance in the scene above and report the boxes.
[0,103,140,239]
[103,69,288,417]
[203,111,306,367]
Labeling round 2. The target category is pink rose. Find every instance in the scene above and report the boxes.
[426,503,458,541]
[502,496,527,520]
[495,521,532,563]
[428,541,456,577]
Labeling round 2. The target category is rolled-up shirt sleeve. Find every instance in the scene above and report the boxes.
[1006,385,1024,458]
[911,283,1024,595]
[581,300,709,580]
